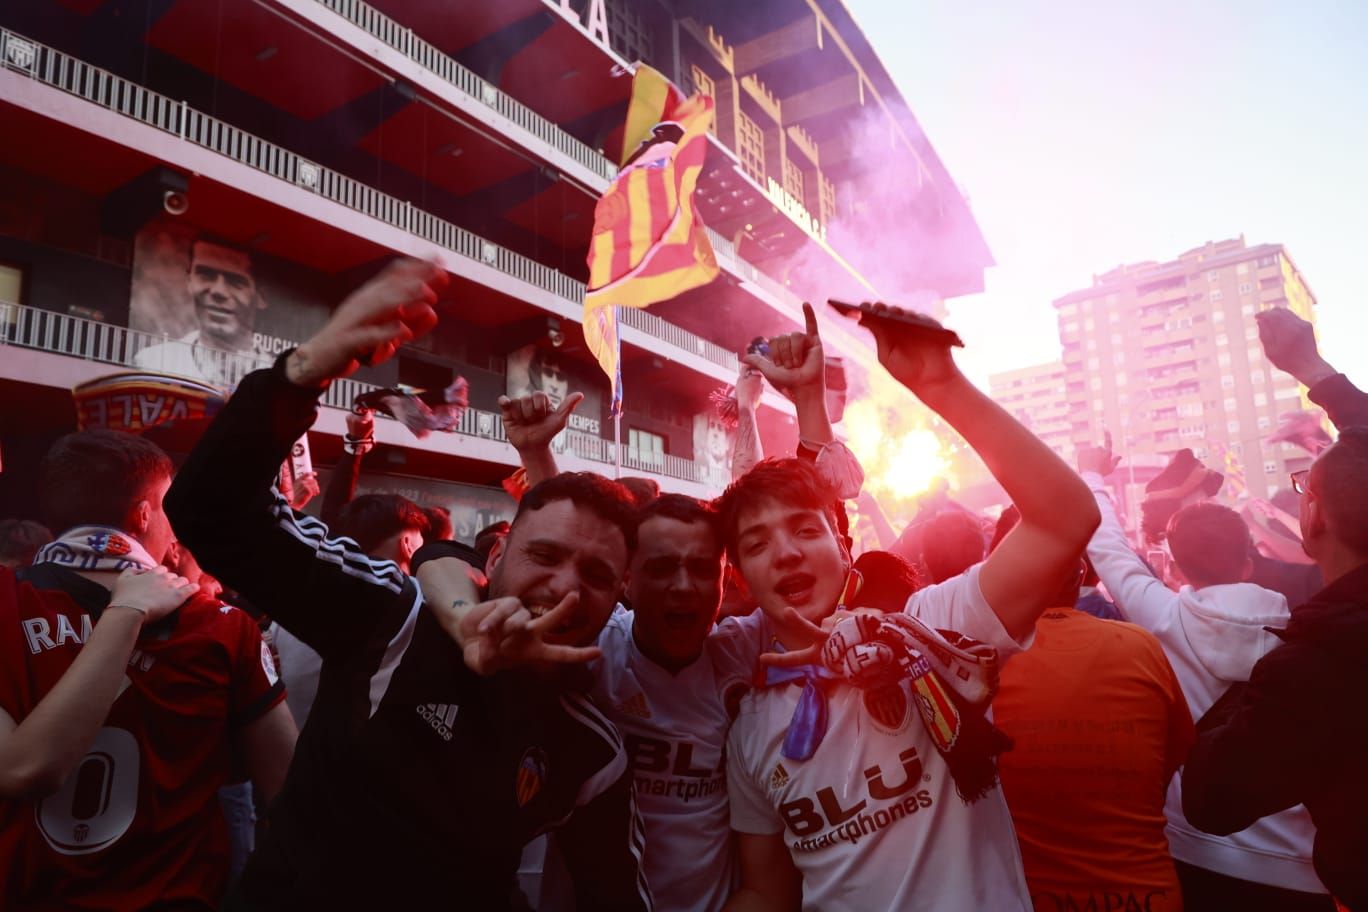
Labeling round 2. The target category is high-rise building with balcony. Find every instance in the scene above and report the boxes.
[988,360,1073,463]
[1052,237,1316,507]
[0,0,990,533]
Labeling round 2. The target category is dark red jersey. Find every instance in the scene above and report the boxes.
[0,563,285,911]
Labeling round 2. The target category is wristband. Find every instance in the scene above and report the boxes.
[106,603,149,619]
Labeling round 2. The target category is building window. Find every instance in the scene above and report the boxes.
[1089,377,1102,390]
[818,173,837,226]
[606,0,655,62]
[1224,396,1237,410]
[1208,270,1220,282]
[782,158,806,207]
[1242,302,1255,315]
[1227,420,1240,433]
[736,112,765,183]
[1264,460,1279,475]
[1213,310,1225,322]
[1257,254,1278,267]
[1254,392,1268,406]
[1087,356,1100,370]
[1117,373,1128,386]
[1238,282,1254,295]
[1210,290,1224,301]
[1257,416,1271,431]
[1221,375,1235,388]
[1245,325,1259,339]
[629,428,665,466]
[1237,262,1250,275]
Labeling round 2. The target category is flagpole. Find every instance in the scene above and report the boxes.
[613,306,624,480]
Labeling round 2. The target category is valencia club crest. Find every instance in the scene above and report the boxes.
[516,747,548,808]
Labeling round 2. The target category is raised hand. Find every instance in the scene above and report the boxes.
[743,303,825,395]
[108,566,197,623]
[857,302,960,396]
[1077,430,1122,478]
[735,364,764,411]
[287,258,448,388]
[1255,307,1336,386]
[500,390,585,452]
[451,593,602,676]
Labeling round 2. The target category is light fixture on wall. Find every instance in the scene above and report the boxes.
[162,189,189,216]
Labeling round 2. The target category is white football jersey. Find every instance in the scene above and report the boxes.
[727,564,1034,912]
[592,606,764,912]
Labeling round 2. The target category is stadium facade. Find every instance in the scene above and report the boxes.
[0,0,989,535]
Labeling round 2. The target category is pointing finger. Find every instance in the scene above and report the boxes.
[802,301,819,338]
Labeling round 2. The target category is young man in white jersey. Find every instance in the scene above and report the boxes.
[715,304,1101,912]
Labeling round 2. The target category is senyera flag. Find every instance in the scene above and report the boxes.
[73,371,225,433]
[584,64,719,414]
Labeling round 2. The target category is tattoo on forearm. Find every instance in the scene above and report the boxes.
[732,408,763,480]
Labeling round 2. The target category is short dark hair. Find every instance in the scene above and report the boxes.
[0,519,53,566]
[619,477,661,507]
[527,348,565,388]
[40,430,173,533]
[1314,427,1368,554]
[921,510,986,583]
[189,234,254,270]
[514,472,638,554]
[334,494,428,555]
[474,521,510,562]
[714,458,839,562]
[1167,502,1251,587]
[637,494,723,557]
[422,505,453,543]
[849,551,923,613]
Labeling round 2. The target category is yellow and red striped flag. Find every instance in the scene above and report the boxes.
[584,65,719,411]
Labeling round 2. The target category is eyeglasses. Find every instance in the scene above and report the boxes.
[1290,470,1311,495]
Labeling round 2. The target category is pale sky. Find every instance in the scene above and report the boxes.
[845,0,1368,390]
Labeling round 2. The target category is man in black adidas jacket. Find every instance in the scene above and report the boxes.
[166,259,651,910]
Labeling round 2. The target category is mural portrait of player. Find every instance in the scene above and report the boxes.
[129,218,330,389]
[505,343,603,448]
[693,410,733,486]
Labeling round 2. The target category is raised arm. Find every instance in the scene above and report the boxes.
[166,259,446,660]
[501,390,583,487]
[0,568,195,797]
[742,303,833,450]
[1075,442,1182,633]
[1256,307,1368,430]
[859,305,1100,641]
[731,367,765,481]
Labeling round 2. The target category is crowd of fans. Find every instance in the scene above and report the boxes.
[1,259,1365,911]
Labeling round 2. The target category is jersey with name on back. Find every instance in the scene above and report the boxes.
[0,563,284,911]
[592,606,763,912]
[726,563,1033,912]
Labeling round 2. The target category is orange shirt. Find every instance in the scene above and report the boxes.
[994,607,1194,912]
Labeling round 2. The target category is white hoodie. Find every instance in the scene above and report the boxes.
[1082,473,1326,894]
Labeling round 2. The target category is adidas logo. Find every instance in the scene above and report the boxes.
[769,763,790,790]
[615,692,652,720]
[417,703,458,741]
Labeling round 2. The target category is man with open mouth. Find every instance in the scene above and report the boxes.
[715,302,1101,911]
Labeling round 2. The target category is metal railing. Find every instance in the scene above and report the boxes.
[310,0,815,321]
[0,301,719,487]
[316,0,614,181]
[0,27,738,377]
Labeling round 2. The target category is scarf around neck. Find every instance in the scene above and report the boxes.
[34,526,158,573]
